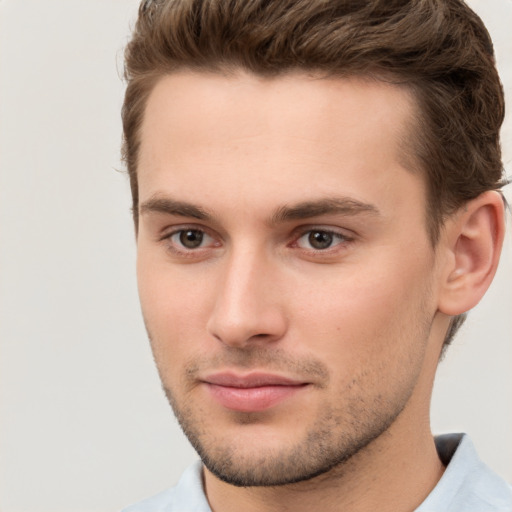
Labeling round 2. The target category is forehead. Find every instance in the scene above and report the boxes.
[138,70,424,225]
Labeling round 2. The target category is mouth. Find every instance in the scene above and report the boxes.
[201,372,310,413]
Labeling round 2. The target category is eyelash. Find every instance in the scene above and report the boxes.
[159,225,354,257]
[292,228,353,253]
[159,226,219,257]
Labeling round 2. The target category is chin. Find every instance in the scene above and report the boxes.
[176,403,399,488]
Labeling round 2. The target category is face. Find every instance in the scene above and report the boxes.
[136,71,442,487]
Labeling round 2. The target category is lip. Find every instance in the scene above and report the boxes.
[202,372,309,412]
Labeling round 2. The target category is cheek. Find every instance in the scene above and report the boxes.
[298,285,432,405]
[136,253,212,367]
[137,242,210,317]
[291,259,435,367]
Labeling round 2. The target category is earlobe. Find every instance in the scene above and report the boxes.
[438,191,506,316]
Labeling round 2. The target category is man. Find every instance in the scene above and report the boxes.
[121,0,511,511]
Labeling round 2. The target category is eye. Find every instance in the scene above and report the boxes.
[175,229,205,249]
[167,228,216,250]
[295,229,349,250]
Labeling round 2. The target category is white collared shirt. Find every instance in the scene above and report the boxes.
[122,434,512,512]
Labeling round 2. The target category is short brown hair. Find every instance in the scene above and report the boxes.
[122,0,506,347]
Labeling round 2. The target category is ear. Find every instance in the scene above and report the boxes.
[437,191,506,316]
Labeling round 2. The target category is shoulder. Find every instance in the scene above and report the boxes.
[417,434,512,512]
[121,487,179,512]
[121,460,211,512]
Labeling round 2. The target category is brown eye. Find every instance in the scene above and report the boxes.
[308,230,334,249]
[295,229,350,251]
[178,229,204,249]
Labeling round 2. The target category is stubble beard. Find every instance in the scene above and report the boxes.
[162,374,413,488]
[151,295,434,488]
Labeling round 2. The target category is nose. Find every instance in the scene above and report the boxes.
[206,247,288,348]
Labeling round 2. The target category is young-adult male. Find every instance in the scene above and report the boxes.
[121,1,512,511]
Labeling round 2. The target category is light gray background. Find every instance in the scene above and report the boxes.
[0,1,511,511]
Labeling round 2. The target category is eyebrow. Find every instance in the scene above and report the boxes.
[139,197,212,220]
[269,197,380,225]
[139,195,380,224]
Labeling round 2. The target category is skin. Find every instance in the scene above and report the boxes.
[135,70,504,512]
